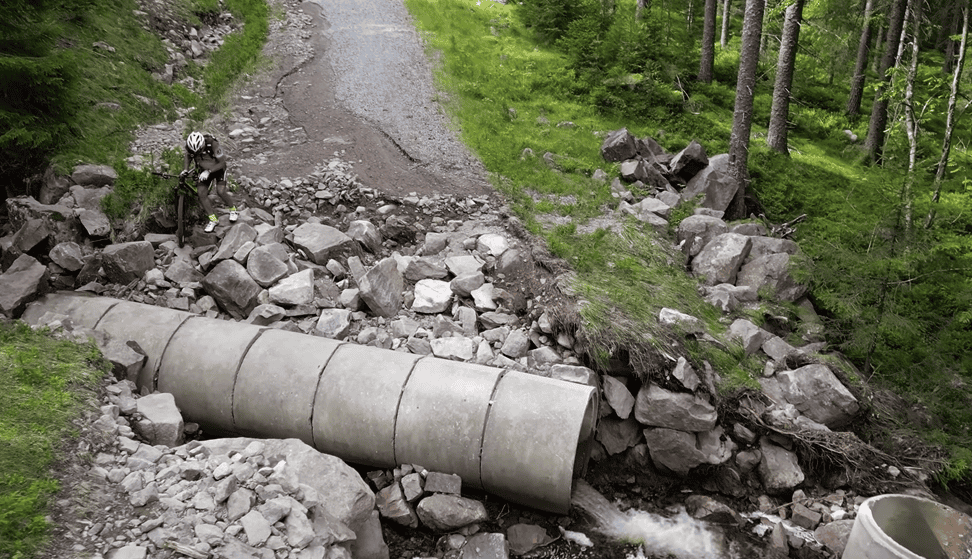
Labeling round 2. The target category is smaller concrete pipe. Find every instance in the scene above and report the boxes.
[23,293,598,513]
[842,494,972,559]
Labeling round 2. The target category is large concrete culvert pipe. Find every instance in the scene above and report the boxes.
[23,292,598,514]
[842,494,972,559]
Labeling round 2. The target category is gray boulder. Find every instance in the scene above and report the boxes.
[602,375,635,419]
[676,214,728,258]
[202,259,262,319]
[746,235,799,262]
[776,364,860,428]
[70,185,112,237]
[758,438,805,494]
[293,223,356,265]
[412,279,453,314]
[212,222,258,263]
[164,259,204,285]
[634,383,717,432]
[49,242,84,271]
[0,254,48,317]
[643,428,706,475]
[669,140,708,181]
[596,416,642,455]
[315,309,352,340]
[269,268,314,306]
[620,159,669,190]
[347,220,382,253]
[416,494,488,532]
[404,257,449,281]
[5,196,81,246]
[736,252,807,302]
[728,318,772,355]
[246,245,289,288]
[600,128,639,162]
[12,219,51,254]
[680,153,738,213]
[134,392,184,447]
[691,233,752,285]
[71,163,118,187]
[357,257,404,318]
[102,241,155,284]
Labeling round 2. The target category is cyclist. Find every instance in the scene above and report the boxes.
[181,131,239,233]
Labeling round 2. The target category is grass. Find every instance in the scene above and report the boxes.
[405,0,972,482]
[0,322,109,559]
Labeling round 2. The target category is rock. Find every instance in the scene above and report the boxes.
[357,257,404,318]
[470,283,497,311]
[697,425,736,465]
[680,153,738,213]
[376,483,418,528]
[315,309,352,340]
[164,259,204,285]
[736,253,807,302]
[596,416,642,455]
[431,336,475,361]
[620,159,668,190]
[246,245,289,288]
[691,233,751,285]
[600,128,639,162]
[476,233,508,257]
[284,508,316,548]
[102,241,155,284]
[293,223,356,265]
[350,509,391,559]
[500,329,530,358]
[676,214,728,258]
[246,304,286,326]
[412,279,453,313]
[106,545,148,559]
[0,254,47,317]
[227,488,256,521]
[762,336,796,362]
[444,255,484,277]
[528,346,561,366]
[424,472,462,495]
[451,272,485,298]
[790,502,822,530]
[758,438,805,494]
[549,364,599,387]
[494,248,534,281]
[461,533,509,559]
[658,307,705,334]
[775,364,860,428]
[241,510,272,545]
[12,219,51,254]
[422,232,449,255]
[728,319,772,355]
[212,222,258,262]
[102,338,147,382]
[269,268,314,306]
[404,257,449,281]
[202,259,262,319]
[685,495,743,524]
[416,494,488,532]
[746,236,800,262]
[506,524,554,556]
[735,449,762,472]
[602,376,635,419]
[347,220,382,253]
[401,472,424,502]
[255,223,285,245]
[72,163,118,186]
[671,357,700,391]
[134,393,183,447]
[5,196,81,246]
[669,140,708,181]
[634,383,717,432]
[813,520,855,557]
[643,428,706,475]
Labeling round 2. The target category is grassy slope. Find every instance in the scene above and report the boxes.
[405,0,972,482]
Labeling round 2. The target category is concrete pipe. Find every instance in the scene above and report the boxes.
[842,494,972,559]
[23,293,598,513]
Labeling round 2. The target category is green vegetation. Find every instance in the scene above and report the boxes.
[406,0,972,482]
[0,0,268,208]
[0,323,109,559]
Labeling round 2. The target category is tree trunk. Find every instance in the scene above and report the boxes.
[847,0,875,116]
[687,0,696,31]
[901,0,923,230]
[894,0,915,67]
[942,2,961,74]
[699,0,718,81]
[637,0,649,20]
[864,0,908,164]
[727,0,766,219]
[758,0,770,57]
[766,0,804,154]
[721,0,732,47]
[872,23,885,72]
[926,3,969,228]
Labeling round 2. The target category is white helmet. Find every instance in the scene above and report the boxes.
[186,131,205,153]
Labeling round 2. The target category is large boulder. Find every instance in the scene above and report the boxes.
[643,428,707,475]
[101,241,155,284]
[736,252,807,302]
[746,236,799,262]
[691,233,751,285]
[676,214,728,258]
[347,220,382,253]
[0,254,48,317]
[669,140,709,181]
[69,185,112,237]
[680,153,738,213]
[246,245,289,288]
[412,279,453,314]
[634,384,717,432]
[293,223,356,265]
[212,222,258,262]
[758,438,805,494]
[12,219,52,255]
[6,196,82,246]
[775,364,860,428]
[134,392,184,447]
[49,242,85,271]
[71,163,118,187]
[620,159,670,190]
[357,257,404,318]
[202,259,262,319]
[600,128,639,162]
[415,494,488,532]
[269,268,314,306]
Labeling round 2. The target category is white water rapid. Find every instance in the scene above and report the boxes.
[571,480,729,559]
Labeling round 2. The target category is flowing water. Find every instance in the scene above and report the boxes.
[571,480,728,559]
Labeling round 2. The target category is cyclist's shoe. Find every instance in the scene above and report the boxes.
[204,215,218,233]
[229,207,239,222]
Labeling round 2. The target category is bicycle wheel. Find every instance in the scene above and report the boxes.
[176,193,186,248]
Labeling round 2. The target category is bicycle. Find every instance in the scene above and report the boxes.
[151,171,198,248]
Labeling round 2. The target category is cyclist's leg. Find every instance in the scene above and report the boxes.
[213,169,237,208]
[197,179,217,218]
